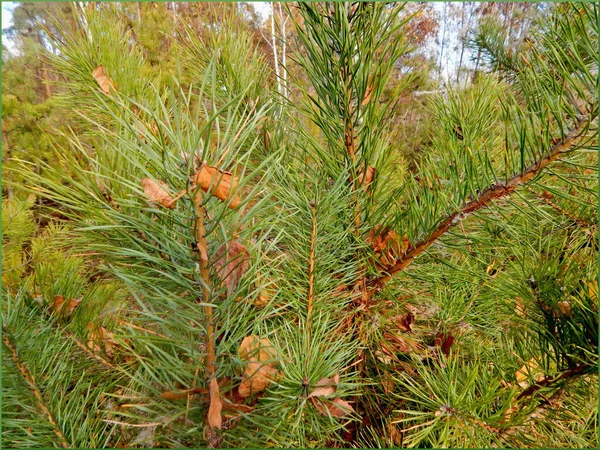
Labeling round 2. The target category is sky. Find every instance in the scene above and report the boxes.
[2,1,16,51]
[2,2,15,29]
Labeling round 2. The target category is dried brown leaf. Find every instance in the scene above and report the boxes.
[214,241,250,294]
[52,295,82,317]
[192,163,240,208]
[307,373,339,398]
[207,378,222,429]
[392,312,414,332]
[92,65,116,94]
[237,336,281,398]
[221,403,254,413]
[433,332,455,355]
[141,178,176,209]
[310,397,354,418]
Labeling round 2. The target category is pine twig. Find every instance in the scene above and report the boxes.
[193,190,221,444]
[2,332,71,448]
[526,186,595,232]
[516,362,591,401]
[306,200,317,348]
[370,116,590,289]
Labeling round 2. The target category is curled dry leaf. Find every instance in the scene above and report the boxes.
[310,397,354,418]
[307,373,339,398]
[258,118,273,151]
[52,294,82,317]
[221,402,253,414]
[87,323,118,359]
[207,378,222,429]
[392,312,414,332]
[141,178,177,209]
[433,332,455,355]
[92,65,117,94]
[237,335,281,398]
[221,402,254,420]
[192,163,240,208]
[214,241,250,295]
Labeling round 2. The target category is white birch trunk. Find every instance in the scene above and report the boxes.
[270,3,281,96]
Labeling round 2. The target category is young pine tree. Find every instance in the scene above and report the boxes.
[3,2,597,448]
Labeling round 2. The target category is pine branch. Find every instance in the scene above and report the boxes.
[516,362,592,401]
[371,116,590,289]
[526,186,596,232]
[306,200,317,341]
[2,332,71,448]
[193,190,221,441]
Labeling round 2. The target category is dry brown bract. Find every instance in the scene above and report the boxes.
[207,378,223,429]
[192,163,240,208]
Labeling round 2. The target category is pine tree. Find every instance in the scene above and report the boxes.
[3,2,597,448]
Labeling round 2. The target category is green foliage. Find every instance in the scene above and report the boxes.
[2,2,598,449]
[2,196,37,289]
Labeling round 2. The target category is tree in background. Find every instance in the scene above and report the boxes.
[2,2,598,448]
